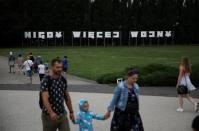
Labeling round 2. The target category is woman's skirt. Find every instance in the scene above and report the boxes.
[180,75,196,91]
[111,108,144,131]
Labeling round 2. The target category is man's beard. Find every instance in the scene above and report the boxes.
[53,70,62,75]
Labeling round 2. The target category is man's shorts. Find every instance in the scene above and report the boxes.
[26,70,32,77]
[41,113,70,131]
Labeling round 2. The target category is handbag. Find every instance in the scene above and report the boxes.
[177,74,188,94]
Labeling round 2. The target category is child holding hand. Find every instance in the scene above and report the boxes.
[73,98,108,131]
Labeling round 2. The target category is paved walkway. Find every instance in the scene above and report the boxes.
[0,91,198,131]
[0,56,199,131]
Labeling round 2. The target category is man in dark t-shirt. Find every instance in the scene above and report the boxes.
[40,58,75,131]
[29,52,35,62]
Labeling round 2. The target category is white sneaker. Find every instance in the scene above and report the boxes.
[194,103,198,112]
[177,107,184,112]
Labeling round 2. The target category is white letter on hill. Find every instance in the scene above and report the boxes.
[24,32,31,38]
[113,32,119,38]
[73,31,81,38]
[165,31,172,37]
[96,32,103,38]
[148,31,155,38]
[33,32,37,38]
[38,32,45,39]
[47,32,53,38]
[141,31,147,38]
[88,32,95,39]
[130,31,138,38]
[157,31,163,37]
[105,32,111,38]
[55,32,62,38]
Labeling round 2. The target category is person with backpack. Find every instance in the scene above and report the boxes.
[8,51,16,73]
[105,68,144,131]
[176,57,198,112]
[22,57,33,84]
[28,52,35,72]
[40,58,75,131]
[35,55,43,73]
[38,61,45,81]
[28,52,35,63]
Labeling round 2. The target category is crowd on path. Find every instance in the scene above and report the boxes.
[6,51,199,131]
[8,51,68,84]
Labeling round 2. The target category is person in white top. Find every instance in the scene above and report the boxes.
[176,57,198,112]
[38,61,45,81]
[22,57,33,84]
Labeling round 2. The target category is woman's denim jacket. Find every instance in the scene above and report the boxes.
[107,81,140,112]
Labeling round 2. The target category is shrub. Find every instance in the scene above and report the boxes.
[191,64,199,87]
[96,64,199,87]
[96,72,124,84]
[141,64,176,74]
[139,71,177,86]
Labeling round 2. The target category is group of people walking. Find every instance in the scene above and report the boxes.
[39,58,144,131]
[7,52,199,131]
[8,51,68,84]
[38,56,198,131]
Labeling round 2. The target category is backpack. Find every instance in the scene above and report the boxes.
[27,60,33,71]
[9,55,15,61]
[39,75,67,109]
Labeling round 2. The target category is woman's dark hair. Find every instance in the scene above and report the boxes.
[51,58,61,66]
[18,54,22,57]
[192,115,199,131]
[126,68,139,77]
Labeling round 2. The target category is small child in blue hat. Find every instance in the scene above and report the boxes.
[73,98,107,131]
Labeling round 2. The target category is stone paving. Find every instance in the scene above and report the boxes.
[0,91,198,131]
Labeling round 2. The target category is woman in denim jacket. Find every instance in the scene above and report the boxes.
[105,68,144,131]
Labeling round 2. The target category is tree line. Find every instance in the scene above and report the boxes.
[0,0,199,47]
